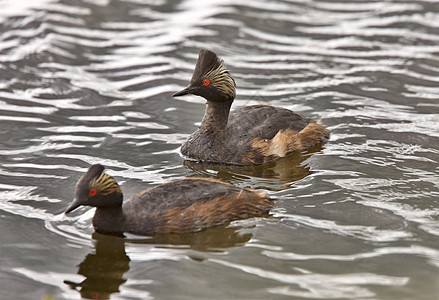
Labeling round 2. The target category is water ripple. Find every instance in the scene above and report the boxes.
[263,245,439,267]
[210,258,408,299]
[275,212,412,242]
[0,0,438,299]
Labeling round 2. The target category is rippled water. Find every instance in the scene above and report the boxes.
[1,0,438,299]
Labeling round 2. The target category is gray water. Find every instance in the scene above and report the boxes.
[1,0,438,299]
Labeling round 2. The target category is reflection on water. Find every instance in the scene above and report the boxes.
[65,233,130,300]
[65,226,254,299]
[136,224,253,253]
[183,149,318,190]
[1,0,439,299]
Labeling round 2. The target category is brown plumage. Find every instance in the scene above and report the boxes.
[173,49,329,165]
[65,164,273,236]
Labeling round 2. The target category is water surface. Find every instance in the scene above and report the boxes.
[1,0,438,299]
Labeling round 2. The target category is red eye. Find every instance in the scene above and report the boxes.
[89,188,97,196]
[202,79,210,86]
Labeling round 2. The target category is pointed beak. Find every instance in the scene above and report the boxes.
[65,198,82,214]
[173,85,197,97]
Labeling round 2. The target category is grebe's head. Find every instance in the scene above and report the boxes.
[173,49,236,102]
[65,164,122,213]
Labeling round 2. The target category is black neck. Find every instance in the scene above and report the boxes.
[199,100,232,133]
[93,206,125,235]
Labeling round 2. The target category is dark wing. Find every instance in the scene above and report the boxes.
[122,178,272,234]
[123,178,250,220]
[133,179,241,207]
[227,105,310,140]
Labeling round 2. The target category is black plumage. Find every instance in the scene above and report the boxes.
[65,164,273,236]
[173,49,329,165]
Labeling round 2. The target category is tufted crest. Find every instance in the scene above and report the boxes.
[192,49,236,100]
[89,169,121,195]
[66,164,123,214]
[81,164,105,183]
[191,50,224,83]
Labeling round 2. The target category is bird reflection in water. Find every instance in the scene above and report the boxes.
[140,223,253,253]
[183,147,324,190]
[65,224,254,298]
[64,233,130,299]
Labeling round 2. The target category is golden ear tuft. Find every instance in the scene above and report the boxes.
[89,172,121,195]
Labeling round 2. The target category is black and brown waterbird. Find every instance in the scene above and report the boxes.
[173,49,329,165]
[65,164,273,236]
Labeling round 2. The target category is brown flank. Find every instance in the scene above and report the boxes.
[156,189,271,234]
[247,121,329,164]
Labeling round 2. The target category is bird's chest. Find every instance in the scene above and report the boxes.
[182,129,231,161]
